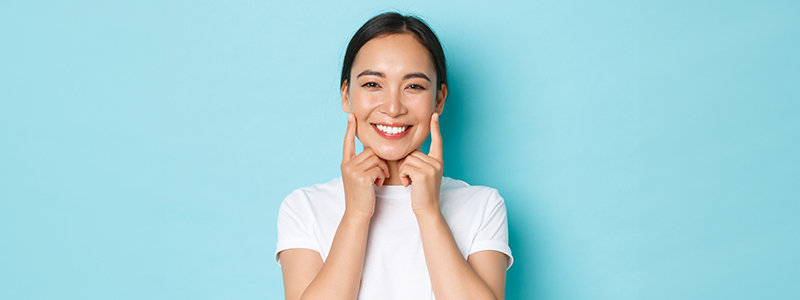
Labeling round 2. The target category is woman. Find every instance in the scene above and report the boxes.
[276,12,512,300]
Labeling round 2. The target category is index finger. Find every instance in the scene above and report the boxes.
[428,113,443,160]
[343,113,357,162]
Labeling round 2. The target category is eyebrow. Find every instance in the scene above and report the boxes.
[357,70,385,78]
[402,73,431,82]
[356,70,431,82]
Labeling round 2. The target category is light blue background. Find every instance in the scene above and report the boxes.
[1,0,798,299]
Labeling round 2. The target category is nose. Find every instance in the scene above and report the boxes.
[378,89,407,118]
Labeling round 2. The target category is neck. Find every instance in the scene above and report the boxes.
[383,160,403,185]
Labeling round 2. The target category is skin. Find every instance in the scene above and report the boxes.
[280,33,508,300]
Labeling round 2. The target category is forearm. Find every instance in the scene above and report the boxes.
[301,211,371,300]
[416,209,498,300]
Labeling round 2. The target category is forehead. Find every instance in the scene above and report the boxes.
[351,33,436,78]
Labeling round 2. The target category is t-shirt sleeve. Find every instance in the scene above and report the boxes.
[468,189,514,269]
[275,190,322,266]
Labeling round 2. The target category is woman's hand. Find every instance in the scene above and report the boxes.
[398,113,444,215]
[341,113,390,218]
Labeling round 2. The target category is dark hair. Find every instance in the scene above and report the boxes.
[341,12,447,91]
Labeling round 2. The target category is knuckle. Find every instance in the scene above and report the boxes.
[342,163,354,173]
[356,176,370,185]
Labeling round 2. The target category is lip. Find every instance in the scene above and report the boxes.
[371,123,412,140]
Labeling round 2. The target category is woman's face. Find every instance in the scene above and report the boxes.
[342,33,446,161]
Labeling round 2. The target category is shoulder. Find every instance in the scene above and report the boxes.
[287,177,343,198]
[441,177,504,202]
[280,177,344,212]
[440,177,505,211]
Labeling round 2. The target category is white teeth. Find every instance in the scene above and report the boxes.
[376,124,408,134]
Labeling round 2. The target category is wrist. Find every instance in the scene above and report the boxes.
[413,205,442,220]
[343,209,373,223]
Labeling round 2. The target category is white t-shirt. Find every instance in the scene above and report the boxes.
[275,177,513,299]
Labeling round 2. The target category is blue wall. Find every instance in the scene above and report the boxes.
[1,1,798,299]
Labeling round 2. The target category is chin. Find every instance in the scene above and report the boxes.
[371,147,412,161]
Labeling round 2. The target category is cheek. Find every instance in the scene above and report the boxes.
[410,102,435,125]
[354,117,371,142]
[415,123,431,140]
[348,94,372,120]
[349,92,380,115]
[408,92,437,115]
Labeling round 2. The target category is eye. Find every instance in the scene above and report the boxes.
[407,84,426,90]
[362,82,380,88]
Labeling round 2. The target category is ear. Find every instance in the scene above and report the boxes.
[435,83,447,114]
[341,80,350,113]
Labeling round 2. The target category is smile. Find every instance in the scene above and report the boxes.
[372,123,411,139]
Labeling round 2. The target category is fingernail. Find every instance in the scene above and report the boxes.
[434,113,439,121]
[348,114,354,122]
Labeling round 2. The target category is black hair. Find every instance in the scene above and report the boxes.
[341,12,447,91]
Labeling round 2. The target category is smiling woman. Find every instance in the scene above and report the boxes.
[275,12,513,300]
